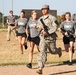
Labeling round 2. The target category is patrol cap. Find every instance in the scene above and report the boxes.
[41,4,50,10]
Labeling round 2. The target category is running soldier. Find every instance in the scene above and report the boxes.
[36,4,62,74]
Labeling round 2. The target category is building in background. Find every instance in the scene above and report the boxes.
[22,9,57,19]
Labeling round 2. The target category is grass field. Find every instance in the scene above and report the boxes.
[0,29,76,66]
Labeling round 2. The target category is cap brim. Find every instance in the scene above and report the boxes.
[41,8,48,10]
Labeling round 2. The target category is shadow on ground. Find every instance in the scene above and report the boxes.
[50,70,76,75]
[45,59,76,68]
[46,60,76,75]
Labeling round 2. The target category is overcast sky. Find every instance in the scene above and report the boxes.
[0,0,76,16]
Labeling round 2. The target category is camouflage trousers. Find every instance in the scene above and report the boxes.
[38,38,61,68]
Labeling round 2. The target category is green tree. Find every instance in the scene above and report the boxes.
[0,12,3,23]
[4,16,7,24]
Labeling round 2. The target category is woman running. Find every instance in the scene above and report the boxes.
[60,12,76,65]
[13,10,28,54]
[26,11,40,68]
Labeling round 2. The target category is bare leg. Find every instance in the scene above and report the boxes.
[27,41,35,68]
[36,45,40,52]
[21,37,26,45]
[69,41,74,62]
[18,36,23,54]
[64,44,69,52]
[29,41,35,63]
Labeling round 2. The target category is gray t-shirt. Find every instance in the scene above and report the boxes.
[26,17,39,38]
[60,20,76,34]
[15,18,27,33]
[7,15,16,24]
[72,14,76,21]
[72,14,76,25]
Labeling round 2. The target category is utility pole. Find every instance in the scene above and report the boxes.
[2,0,4,27]
[12,0,13,11]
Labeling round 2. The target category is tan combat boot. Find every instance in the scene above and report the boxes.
[36,68,42,74]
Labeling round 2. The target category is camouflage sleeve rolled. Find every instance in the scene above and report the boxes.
[48,17,58,34]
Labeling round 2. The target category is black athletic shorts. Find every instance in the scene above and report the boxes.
[17,32,27,38]
[63,35,75,44]
[10,24,15,26]
[29,36,40,46]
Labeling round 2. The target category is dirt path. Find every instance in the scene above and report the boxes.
[0,64,76,75]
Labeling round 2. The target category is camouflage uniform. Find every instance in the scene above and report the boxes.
[37,14,62,68]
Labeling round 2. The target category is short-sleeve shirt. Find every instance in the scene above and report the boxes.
[7,15,16,24]
[72,14,76,25]
[15,18,27,33]
[72,14,76,21]
[26,17,39,38]
[60,20,76,34]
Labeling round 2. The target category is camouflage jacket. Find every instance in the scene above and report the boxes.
[37,14,58,40]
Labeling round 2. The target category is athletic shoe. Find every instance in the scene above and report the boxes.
[26,63,32,68]
[24,43,28,49]
[68,62,73,65]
